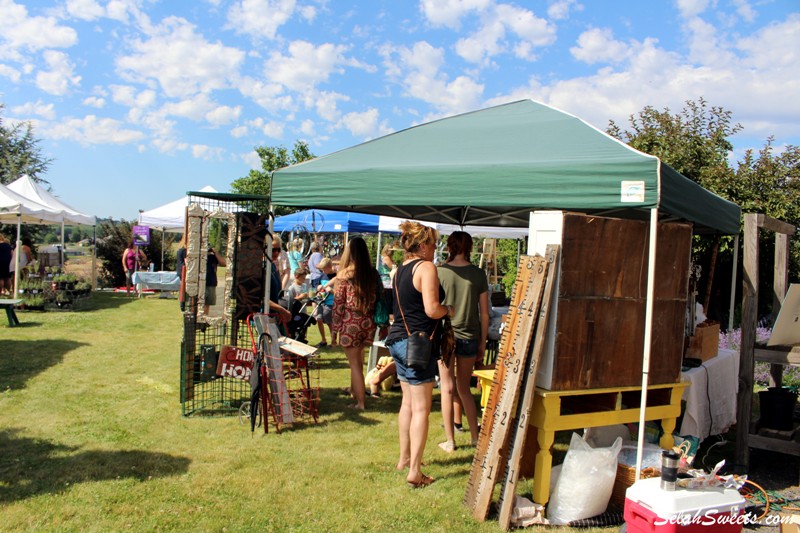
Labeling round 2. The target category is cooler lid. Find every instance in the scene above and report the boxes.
[626,478,745,515]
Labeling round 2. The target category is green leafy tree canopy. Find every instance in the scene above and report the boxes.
[231,141,314,213]
[0,103,52,185]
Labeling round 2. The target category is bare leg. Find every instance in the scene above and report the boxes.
[329,324,337,346]
[455,355,480,444]
[345,346,366,409]
[453,394,464,427]
[397,380,412,470]
[407,381,435,484]
[316,321,327,344]
[438,359,456,452]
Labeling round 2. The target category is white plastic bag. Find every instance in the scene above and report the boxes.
[546,433,622,525]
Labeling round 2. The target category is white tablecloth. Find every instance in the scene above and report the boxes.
[680,348,739,441]
[132,271,181,291]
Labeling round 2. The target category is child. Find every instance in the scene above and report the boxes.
[313,258,337,348]
[286,267,310,314]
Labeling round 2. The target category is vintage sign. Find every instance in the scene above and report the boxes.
[216,345,256,381]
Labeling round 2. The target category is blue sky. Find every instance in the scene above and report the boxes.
[1,0,798,221]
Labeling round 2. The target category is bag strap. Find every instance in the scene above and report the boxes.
[394,260,437,340]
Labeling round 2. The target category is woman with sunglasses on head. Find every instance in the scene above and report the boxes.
[267,236,292,324]
[385,221,454,488]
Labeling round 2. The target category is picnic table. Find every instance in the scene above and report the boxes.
[0,298,22,327]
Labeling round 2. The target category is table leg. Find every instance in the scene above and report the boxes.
[532,428,555,505]
[660,416,677,449]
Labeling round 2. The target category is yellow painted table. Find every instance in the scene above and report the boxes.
[473,369,687,505]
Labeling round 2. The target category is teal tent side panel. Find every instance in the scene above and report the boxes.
[659,164,741,235]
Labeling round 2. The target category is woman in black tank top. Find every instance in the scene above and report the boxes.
[386,221,453,488]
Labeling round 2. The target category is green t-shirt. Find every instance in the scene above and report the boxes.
[437,263,489,340]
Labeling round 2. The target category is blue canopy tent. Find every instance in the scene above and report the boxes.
[272,209,380,234]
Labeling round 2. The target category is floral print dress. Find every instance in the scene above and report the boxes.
[332,278,376,348]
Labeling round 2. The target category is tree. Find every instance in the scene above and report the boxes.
[231,141,314,215]
[608,99,799,324]
[0,103,52,185]
[607,97,741,193]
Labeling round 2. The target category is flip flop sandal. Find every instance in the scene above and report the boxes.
[407,474,435,489]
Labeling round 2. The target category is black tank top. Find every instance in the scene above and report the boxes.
[386,259,444,343]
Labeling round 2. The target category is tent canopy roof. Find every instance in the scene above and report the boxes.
[272,99,740,235]
[138,185,217,232]
[273,209,380,234]
[0,182,64,225]
[8,175,95,226]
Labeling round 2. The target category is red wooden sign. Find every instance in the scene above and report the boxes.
[216,345,255,381]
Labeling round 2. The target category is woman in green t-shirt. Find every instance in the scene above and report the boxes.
[436,231,489,452]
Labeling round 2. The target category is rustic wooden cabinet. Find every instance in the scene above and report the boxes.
[528,212,692,390]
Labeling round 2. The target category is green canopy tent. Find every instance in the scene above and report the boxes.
[271,99,739,235]
[272,99,741,479]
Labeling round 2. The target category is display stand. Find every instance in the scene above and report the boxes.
[736,213,799,470]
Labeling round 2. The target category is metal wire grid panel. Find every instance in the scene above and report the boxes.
[180,190,269,417]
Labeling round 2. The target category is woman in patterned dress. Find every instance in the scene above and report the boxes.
[330,236,380,410]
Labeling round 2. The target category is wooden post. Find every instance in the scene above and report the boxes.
[769,233,790,387]
[735,214,758,473]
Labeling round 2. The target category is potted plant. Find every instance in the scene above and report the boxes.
[55,291,73,309]
[22,294,45,311]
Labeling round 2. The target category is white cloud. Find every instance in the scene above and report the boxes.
[116,16,245,98]
[206,104,242,126]
[65,0,106,21]
[732,0,756,23]
[47,114,146,145]
[241,150,262,168]
[11,100,56,119]
[191,144,224,160]
[230,124,248,138]
[675,0,710,19]
[339,108,392,139]
[82,96,106,108]
[299,5,317,21]
[300,119,315,137]
[226,0,296,40]
[152,137,189,154]
[247,117,284,138]
[0,0,78,53]
[445,3,556,64]
[36,50,81,95]
[570,27,630,64]
[266,41,359,92]
[419,0,491,29]
[547,0,581,20]
[382,41,484,114]
[0,63,21,82]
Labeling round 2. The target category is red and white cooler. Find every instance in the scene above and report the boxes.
[624,477,746,533]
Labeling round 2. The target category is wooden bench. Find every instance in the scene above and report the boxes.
[0,298,23,327]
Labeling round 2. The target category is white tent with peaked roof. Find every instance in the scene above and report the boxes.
[138,185,218,232]
[0,182,66,297]
[8,175,96,226]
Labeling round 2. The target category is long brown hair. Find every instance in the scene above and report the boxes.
[338,236,378,314]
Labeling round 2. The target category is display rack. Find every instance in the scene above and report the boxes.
[180,191,270,417]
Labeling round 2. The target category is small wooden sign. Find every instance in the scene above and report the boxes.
[216,345,256,381]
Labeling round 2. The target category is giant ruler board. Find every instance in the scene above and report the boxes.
[496,246,559,529]
[464,250,554,521]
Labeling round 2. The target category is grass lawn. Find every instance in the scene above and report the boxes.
[4,292,611,532]
[17,291,796,531]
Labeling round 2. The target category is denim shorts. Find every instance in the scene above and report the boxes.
[455,338,479,358]
[387,337,439,385]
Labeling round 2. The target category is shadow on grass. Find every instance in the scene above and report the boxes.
[0,428,191,503]
[0,339,88,390]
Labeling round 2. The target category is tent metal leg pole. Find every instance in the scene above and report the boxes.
[635,208,658,481]
[13,215,21,299]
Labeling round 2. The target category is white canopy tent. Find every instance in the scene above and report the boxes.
[138,185,218,232]
[0,182,65,297]
[138,186,218,269]
[8,175,97,283]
